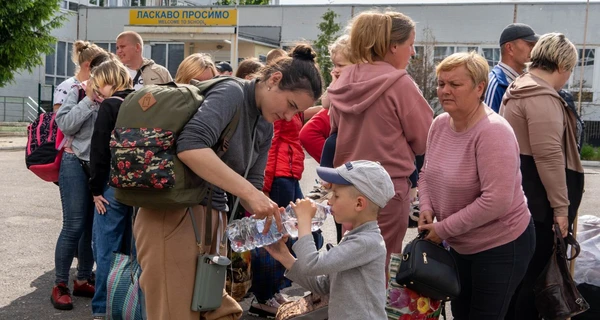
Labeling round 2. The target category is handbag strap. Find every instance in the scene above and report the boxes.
[189,188,222,256]
[229,115,259,222]
[553,224,581,261]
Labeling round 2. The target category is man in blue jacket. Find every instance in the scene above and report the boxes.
[485,23,539,113]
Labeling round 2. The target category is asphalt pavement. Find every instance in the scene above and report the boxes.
[1,149,599,319]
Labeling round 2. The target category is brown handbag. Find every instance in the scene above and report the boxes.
[534,224,590,320]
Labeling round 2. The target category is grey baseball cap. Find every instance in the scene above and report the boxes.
[499,23,539,46]
[316,160,395,208]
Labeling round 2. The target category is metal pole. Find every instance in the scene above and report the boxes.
[571,0,590,279]
[576,0,590,114]
[37,83,42,116]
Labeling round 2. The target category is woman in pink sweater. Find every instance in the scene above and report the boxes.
[328,11,433,267]
[418,52,534,319]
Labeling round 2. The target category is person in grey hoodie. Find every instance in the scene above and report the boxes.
[266,160,395,320]
[52,47,110,311]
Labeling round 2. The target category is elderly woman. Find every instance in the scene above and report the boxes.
[501,33,584,320]
[418,52,535,319]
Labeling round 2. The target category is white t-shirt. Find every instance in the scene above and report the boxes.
[53,77,80,106]
[128,68,144,91]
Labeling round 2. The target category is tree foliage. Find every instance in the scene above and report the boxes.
[314,9,342,86]
[407,27,443,116]
[0,0,67,87]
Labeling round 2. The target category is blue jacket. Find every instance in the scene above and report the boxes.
[484,65,510,113]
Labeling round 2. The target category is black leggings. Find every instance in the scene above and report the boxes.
[505,220,555,320]
[451,220,536,319]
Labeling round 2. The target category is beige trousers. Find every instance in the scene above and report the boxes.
[134,205,243,320]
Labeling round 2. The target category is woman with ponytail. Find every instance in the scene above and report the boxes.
[134,44,323,320]
[328,11,433,268]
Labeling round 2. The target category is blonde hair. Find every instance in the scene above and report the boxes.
[174,53,217,84]
[530,33,578,73]
[436,52,490,101]
[266,48,288,64]
[72,40,105,67]
[116,31,144,47]
[235,58,264,79]
[89,60,132,97]
[348,10,415,64]
[328,34,351,62]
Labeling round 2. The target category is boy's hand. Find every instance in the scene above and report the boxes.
[291,198,316,221]
[265,235,296,269]
[291,198,316,239]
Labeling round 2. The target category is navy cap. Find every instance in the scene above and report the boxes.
[216,61,233,73]
[499,23,539,46]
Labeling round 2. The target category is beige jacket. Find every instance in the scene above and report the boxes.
[500,72,583,218]
[140,58,172,85]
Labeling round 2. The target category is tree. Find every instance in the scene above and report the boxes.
[213,0,270,4]
[314,9,342,86]
[0,1,67,87]
[407,27,443,116]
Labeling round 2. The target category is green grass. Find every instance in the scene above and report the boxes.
[581,144,600,161]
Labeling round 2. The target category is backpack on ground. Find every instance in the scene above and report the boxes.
[110,77,241,209]
[25,112,65,182]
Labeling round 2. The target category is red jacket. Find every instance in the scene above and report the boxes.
[263,113,305,193]
[299,108,331,163]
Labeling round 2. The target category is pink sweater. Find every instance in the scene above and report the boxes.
[419,110,531,254]
[328,62,433,180]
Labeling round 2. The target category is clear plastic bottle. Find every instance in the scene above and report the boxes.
[227,201,330,252]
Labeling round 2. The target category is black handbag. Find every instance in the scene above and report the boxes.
[395,231,460,301]
[533,224,590,320]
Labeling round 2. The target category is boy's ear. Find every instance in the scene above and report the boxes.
[355,195,367,212]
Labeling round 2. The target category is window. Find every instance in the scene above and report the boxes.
[61,1,80,11]
[482,48,501,67]
[456,46,478,53]
[96,42,117,54]
[434,46,455,63]
[568,48,596,102]
[45,41,76,86]
[151,43,184,78]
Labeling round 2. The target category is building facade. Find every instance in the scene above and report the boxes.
[2,1,600,131]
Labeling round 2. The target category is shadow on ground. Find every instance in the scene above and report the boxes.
[0,269,93,319]
[0,268,308,320]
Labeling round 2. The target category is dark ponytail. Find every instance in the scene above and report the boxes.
[256,43,323,100]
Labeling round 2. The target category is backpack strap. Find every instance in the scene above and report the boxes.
[133,65,147,86]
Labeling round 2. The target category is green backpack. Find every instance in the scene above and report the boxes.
[109,77,241,209]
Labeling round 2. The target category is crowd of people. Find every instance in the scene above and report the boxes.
[46,7,585,320]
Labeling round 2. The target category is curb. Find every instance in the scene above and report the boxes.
[582,160,600,167]
[0,146,25,151]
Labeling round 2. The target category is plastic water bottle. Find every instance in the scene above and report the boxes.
[281,201,330,238]
[227,201,330,252]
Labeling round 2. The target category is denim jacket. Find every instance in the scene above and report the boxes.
[55,85,99,161]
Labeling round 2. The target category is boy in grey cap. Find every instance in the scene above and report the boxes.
[265,160,394,320]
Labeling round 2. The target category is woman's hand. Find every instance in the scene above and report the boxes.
[418,210,434,227]
[93,195,109,214]
[418,223,443,244]
[554,216,568,238]
[246,190,281,233]
[84,81,95,100]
